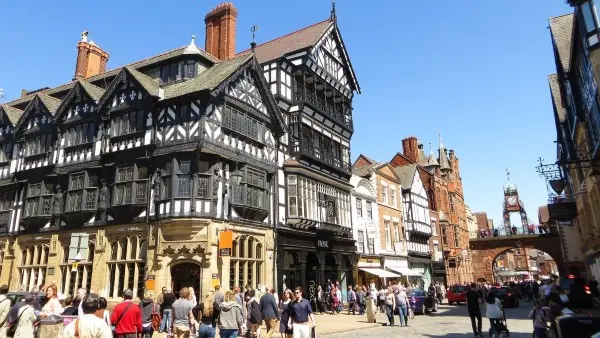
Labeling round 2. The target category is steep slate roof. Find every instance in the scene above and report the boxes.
[426,152,440,167]
[165,55,252,99]
[1,105,24,126]
[126,67,160,96]
[548,74,567,123]
[438,146,451,170]
[549,13,575,73]
[239,20,332,63]
[351,165,373,177]
[394,164,417,189]
[38,94,62,115]
[79,81,105,101]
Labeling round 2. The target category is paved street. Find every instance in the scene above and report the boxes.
[321,302,536,338]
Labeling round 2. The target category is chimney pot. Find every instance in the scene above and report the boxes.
[204,2,238,60]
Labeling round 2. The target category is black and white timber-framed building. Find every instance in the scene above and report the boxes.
[0,2,304,301]
[242,8,361,295]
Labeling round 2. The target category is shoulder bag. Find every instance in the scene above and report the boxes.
[112,302,133,337]
[151,303,161,331]
[7,305,28,337]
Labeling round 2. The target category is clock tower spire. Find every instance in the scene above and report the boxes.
[502,172,529,234]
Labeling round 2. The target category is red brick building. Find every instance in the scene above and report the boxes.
[390,136,473,285]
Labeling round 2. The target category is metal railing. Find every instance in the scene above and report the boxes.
[470,226,554,239]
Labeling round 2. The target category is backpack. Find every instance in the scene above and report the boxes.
[151,303,161,331]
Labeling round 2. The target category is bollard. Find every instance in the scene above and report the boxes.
[37,314,64,338]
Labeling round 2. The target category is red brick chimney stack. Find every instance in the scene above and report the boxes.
[205,2,238,60]
[73,31,109,81]
[401,136,419,163]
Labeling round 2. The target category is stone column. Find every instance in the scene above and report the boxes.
[9,239,22,291]
[0,239,14,287]
[90,229,109,297]
[44,233,61,286]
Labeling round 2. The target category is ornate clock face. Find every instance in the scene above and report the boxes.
[506,196,517,206]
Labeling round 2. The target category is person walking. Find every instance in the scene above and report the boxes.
[346,286,356,315]
[260,285,280,338]
[356,286,366,315]
[110,289,143,338]
[0,285,10,336]
[288,287,316,338]
[466,283,483,337]
[395,286,409,327]
[315,286,325,315]
[160,288,176,334]
[218,290,245,338]
[529,300,550,338]
[247,290,263,338]
[279,290,293,338]
[12,294,37,338]
[195,292,219,338]
[384,286,396,327]
[172,288,196,338]
[435,283,443,305]
[139,290,157,338]
[63,293,112,338]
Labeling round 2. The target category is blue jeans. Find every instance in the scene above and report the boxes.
[385,304,395,326]
[397,304,407,326]
[533,327,547,338]
[160,309,172,333]
[219,328,239,338]
[358,303,365,315]
[198,324,216,338]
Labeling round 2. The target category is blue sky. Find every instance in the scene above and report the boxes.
[0,1,572,226]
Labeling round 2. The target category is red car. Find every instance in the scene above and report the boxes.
[447,285,467,305]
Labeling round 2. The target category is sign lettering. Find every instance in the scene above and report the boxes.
[316,240,330,248]
[308,279,316,308]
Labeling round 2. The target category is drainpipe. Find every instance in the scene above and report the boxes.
[273,139,280,292]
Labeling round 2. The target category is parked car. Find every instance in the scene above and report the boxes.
[447,285,467,305]
[490,286,519,308]
[407,289,438,314]
[6,291,48,310]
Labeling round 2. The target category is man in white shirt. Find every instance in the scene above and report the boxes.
[77,288,87,318]
[63,293,112,338]
[0,285,10,337]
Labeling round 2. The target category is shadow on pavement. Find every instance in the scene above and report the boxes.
[420,333,532,338]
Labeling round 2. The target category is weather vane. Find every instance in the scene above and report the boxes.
[251,25,259,43]
[506,168,510,182]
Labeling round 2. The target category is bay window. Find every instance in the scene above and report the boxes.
[286,175,351,227]
[223,106,264,142]
[25,182,53,217]
[67,172,97,211]
[113,164,148,205]
[232,167,268,210]
[110,110,145,138]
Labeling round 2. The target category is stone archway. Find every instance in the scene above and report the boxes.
[170,261,202,298]
[470,234,567,283]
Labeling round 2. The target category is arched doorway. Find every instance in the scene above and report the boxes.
[324,253,338,285]
[492,248,560,283]
[171,262,202,298]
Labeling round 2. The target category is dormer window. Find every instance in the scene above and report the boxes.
[159,61,197,85]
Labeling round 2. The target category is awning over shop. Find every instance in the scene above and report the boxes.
[387,267,423,277]
[358,267,401,278]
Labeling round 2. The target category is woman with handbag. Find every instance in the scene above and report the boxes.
[139,290,158,338]
[11,295,37,338]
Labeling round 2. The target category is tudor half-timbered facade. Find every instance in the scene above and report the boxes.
[0,2,293,301]
[395,164,433,288]
[247,11,361,295]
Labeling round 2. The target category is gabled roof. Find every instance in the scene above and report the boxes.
[548,74,567,124]
[14,94,61,132]
[55,80,105,120]
[240,19,332,64]
[0,105,24,126]
[97,67,160,111]
[394,164,417,189]
[351,165,374,178]
[549,13,575,73]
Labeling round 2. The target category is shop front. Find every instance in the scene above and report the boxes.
[356,255,399,289]
[384,256,421,287]
[408,256,432,288]
[277,227,355,304]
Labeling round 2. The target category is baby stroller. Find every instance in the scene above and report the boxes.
[489,310,510,337]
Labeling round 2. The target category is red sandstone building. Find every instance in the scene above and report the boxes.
[390,136,473,285]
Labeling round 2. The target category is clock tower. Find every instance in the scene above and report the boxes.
[503,169,529,233]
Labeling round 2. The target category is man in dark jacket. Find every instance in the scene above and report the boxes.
[466,283,482,337]
[259,287,280,338]
[159,289,176,333]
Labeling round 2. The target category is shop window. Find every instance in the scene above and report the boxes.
[107,236,146,299]
[60,242,94,298]
[19,244,49,291]
[229,236,262,291]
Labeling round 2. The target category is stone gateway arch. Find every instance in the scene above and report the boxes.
[469,233,567,283]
